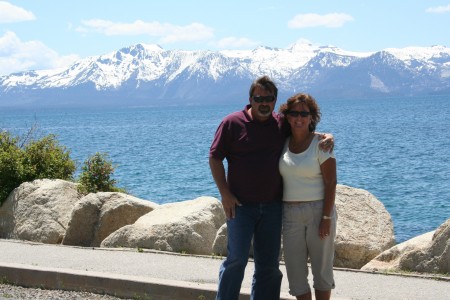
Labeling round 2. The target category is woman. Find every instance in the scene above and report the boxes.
[279,93,337,300]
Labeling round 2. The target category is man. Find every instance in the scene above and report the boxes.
[209,75,333,299]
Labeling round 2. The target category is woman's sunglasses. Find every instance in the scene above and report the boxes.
[286,111,310,118]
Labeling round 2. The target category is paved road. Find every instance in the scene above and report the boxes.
[0,239,449,299]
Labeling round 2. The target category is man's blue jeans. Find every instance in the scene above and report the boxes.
[216,201,283,300]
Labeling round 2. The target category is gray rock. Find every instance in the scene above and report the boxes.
[63,192,158,247]
[398,218,450,274]
[332,185,396,269]
[0,179,81,243]
[212,223,228,256]
[101,196,225,255]
[0,179,397,271]
[361,231,434,272]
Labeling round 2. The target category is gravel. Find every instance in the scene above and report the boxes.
[0,283,133,300]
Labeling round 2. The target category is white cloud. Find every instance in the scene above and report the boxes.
[77,19,214,43]
[0,1,35,23]
[0,31,79,76]
[426,4,450,13]
[288,13,354,28]
[213,37,259,49]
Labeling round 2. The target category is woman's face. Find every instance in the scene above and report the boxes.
[286,102,311,131]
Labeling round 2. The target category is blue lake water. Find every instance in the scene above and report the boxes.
[1,95,449,243]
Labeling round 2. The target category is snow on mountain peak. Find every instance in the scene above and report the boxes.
[140,43,164,52]
[1,42,450,104]
[385,45,450,61]
[288,40,371,60]
[288,39,319,51]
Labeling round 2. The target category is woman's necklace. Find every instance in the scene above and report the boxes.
[289,132,314,154]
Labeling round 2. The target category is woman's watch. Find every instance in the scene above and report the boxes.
[322,215,333,220]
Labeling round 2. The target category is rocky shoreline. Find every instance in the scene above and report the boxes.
[0,179,448,276]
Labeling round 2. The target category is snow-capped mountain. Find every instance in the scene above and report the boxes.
[1,41,449,107]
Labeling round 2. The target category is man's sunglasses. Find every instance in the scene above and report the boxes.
[252,95,275,103]
[286,111,310,118]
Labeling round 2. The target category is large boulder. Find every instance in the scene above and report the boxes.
[361,230,434,272]
[398,219,449,274]
[101,197,226,255]
[333,185,396,269]
[62,192,158,247]
[0,179,81,243]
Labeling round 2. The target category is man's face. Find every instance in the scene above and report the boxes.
[249,86,276,121]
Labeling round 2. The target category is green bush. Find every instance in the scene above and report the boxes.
[0,129,125,206]
[22,134,75,182]
[0,131,76,206]
[0,132,26,203]
[78,152,124,194]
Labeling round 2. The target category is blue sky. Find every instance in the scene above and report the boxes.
[1,0,450,76]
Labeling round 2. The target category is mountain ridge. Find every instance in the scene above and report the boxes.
[1,41,449,107]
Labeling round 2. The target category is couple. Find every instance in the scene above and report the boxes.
[209,76,337,300]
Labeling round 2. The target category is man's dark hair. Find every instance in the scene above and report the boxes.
[249,76,278,99]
